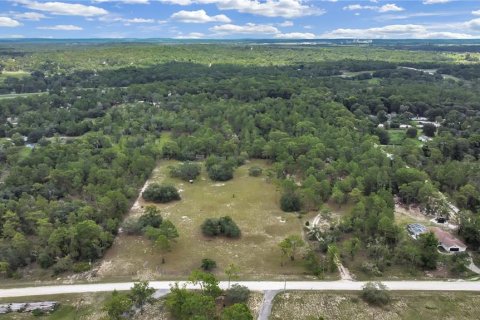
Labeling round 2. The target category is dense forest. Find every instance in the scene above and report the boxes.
[0,43,479,278]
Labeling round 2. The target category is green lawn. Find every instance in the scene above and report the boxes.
[388,129,406,145]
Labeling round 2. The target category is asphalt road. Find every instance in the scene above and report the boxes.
[1,280,480,298]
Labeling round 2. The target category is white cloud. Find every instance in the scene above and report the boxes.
[37,24,83,30]
[473,10,480,16]
[279,20,293,27]
[344,3,404,13]
[124,18,155,23]
[15,0,108,17]
[210,23,279,35]
[423,0,451,4]
[13,12,46,20]
[378,4,404,13]
[171,10,231,23]
[275,32,316,39]
[93,0,150,3]
[0,17,22,27]
[321,24,473,39]
[175,32,205,38]
[161,0,323,18]
[465,18,480,31]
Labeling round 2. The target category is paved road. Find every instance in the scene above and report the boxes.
[1,280,480,298]
[257,290,280,320]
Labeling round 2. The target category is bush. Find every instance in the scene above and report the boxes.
[138,206,163,229]
[32,309,45,317]
[201,216,241,238]
[201,258,217,271]
[248,166,263,177]
[205,156,235,181]
[122,217,143,235]
[73,262,91,273]
[225,284,250,304]
[360,282,391,306]
[201,218,220,237]
[360,262,383,277]
[52,256,73,275]
[406,127,418,138]
[207,164,234,181]
[221,303,253,320]
[280,193,301,212]
[169,162,201,181]
[142,183,180,203]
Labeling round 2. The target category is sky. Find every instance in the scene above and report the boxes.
[0,0,480,39]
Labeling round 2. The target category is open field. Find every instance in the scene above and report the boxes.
[97,160,317,281]
[0,92,46,100]
[270,291,480,320]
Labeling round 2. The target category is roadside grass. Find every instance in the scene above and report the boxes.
[271,291,480,320]
[0,290,262,320]
[0,293,109,320]
[98,160,318,280]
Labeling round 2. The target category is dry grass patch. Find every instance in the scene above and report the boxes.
[98,160,311,280]
[271,291,480,320]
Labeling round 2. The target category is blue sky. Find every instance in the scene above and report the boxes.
[0,0,479,39]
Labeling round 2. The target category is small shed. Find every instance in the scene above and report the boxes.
[430,227,467,253]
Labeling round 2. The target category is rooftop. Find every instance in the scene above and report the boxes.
[430,227,467,249]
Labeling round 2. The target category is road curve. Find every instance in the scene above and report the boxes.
[1,280,480,298]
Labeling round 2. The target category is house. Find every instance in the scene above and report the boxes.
[418,135,432,143]
[407,223,427,239]
[431,227,467,253]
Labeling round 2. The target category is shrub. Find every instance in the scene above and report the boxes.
[32,309,45,317]
[207,164,234,181]
[73,262,91,273]
[360,282,391,306]
[169,162,201,181]
[221,303,253,320]
[248,166,263,177]
[201,216,241,238]
[142,183,180,203]
[138,206,163,229]
[225,284,250,304]
[406,127,418,138]
[201,258,217,271]
[280,193,301,212]
[201,218,220,237]
[122,217,143,235]
[52,256,73,275]
[205,156,235,181]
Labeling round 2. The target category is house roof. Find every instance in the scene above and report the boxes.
[430,227,467,249]
[407,223,427,235]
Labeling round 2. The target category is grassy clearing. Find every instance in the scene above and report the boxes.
[271,291,480,320]
[98,160,315,281]
[0,293,109,320]
[0,70,29,83]
[0,92,46,100]
[388,129,406,145]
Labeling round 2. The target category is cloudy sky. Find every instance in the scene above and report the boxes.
[0,0,479,39]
